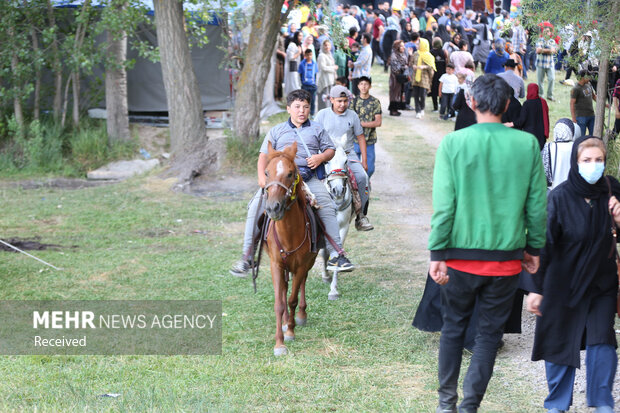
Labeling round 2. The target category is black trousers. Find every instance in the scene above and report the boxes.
[412,86,427,113]
[438,267,519,412]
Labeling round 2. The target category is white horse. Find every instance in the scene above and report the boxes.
[320,135,355,300]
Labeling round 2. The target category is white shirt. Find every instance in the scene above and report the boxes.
[439,73,459,94]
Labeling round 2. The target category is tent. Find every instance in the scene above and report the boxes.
[52,0,233,113]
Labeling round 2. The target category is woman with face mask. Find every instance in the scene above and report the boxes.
[526,136,620,413]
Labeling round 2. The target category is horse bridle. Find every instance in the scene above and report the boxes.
[326,168,348,181]
[263,172,300,212]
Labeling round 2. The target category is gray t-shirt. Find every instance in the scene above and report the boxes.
[314,108,364,153]
[571,83,595,118]
[498,70,525,99]
[259,119,335,168]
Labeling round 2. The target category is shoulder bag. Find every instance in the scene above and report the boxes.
[293,128,327,180]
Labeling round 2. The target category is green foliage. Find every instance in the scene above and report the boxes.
[224,129,262,173]
[521,0,619,58]
[0,117,137,176]
[605,137,620,180]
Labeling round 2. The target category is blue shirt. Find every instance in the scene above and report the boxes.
[298,59,317,86]
[484,50,510,75]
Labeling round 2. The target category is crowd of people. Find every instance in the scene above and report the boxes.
[240,2,620,413]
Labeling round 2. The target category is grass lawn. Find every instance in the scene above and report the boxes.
[0,64,588,412]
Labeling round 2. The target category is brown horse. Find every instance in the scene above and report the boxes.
[264,141,317,356]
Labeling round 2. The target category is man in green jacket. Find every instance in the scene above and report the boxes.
[428,74,547,413]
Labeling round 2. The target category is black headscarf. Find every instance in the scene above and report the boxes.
[566,135,616,199]
[436,24,451,43]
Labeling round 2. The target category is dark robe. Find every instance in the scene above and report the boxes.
[513,99,546,149]
[452,88,476,131]
[501,95,522,124]
[527,136,620,367]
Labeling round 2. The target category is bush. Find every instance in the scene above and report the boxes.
[0,116,138,176]
[605,137,620,180]
[224,130,263,174]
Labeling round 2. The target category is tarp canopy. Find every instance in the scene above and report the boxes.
[51,0,233,112]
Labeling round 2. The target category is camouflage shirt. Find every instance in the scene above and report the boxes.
[351,95,382,145]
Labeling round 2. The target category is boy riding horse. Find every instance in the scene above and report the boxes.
[230,89,354,277]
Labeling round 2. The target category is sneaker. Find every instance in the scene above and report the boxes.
[326,255,354,272]
[432,109,439,113]
[415,112,421,119]
[420,110,425,118]
[547,97,556,102]
[355,216,374,231]
[404,104,414,111]
[230,260,251,277]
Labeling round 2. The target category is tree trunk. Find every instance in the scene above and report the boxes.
[46,0,62,121]
[106,27,130,143]
[595,0,619,141]
[594,54,608,140]
[70,0,91,128]
[232,0,286,143]
[31,25,41,121]
[72,71,80,127]
[153,0,216,184]
[8,26,24,134]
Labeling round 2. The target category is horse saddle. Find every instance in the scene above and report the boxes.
[252,196,324,255]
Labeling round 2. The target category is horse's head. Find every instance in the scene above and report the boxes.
[264,142,301,221]
[325,146,349,199]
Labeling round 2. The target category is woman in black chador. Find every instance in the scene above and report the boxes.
[526,136,620,413]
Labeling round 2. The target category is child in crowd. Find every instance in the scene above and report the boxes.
[351,76,382,179]
[335,76,355,103]
[438,63,458,120]
[298,48,318,115]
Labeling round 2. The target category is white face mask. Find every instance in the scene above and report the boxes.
[578,161,605,184]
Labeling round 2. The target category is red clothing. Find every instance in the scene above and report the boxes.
[446,259,522,276]
[527,83,549,138]
[372,18,384,40]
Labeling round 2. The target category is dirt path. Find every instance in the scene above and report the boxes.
[368,77,618,412]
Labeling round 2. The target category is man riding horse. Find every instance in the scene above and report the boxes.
[230,89,354,277]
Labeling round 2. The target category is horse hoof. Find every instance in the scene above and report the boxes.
[274,346,288,356]
[328,293,340,300]
[282,325,288,332]
[284,334,295,342]
[322,276,332,284]
[295,317,307,326]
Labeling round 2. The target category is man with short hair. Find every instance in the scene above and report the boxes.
[536,26,557,101]
[371,10,385,65]
[570,70,598,136]
[315,85,374,231]
[349,33,373,96]
[498,59,525,99]
[230,89,354,277]
[429,74,547,413]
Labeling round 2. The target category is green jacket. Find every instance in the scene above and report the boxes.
[428,122,547,261]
